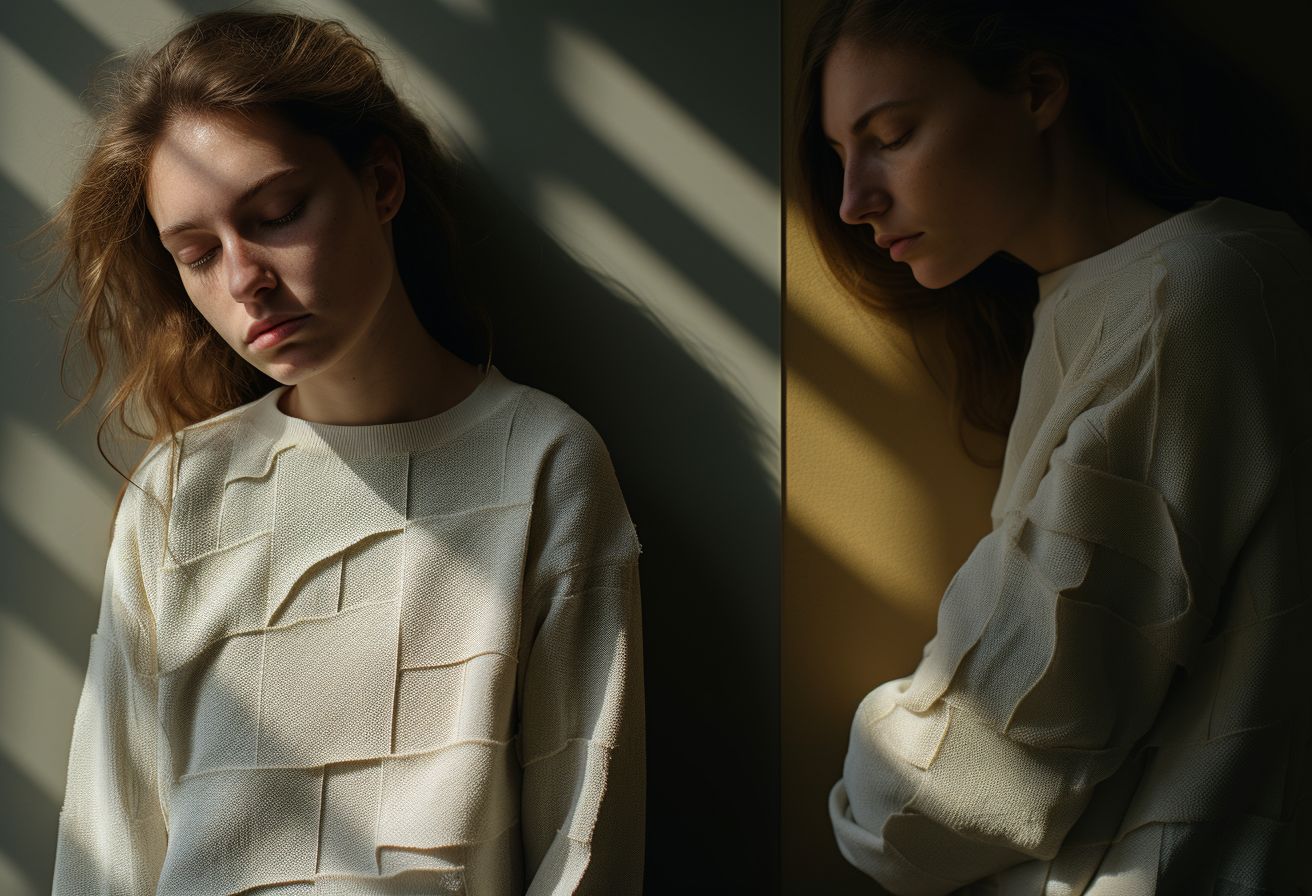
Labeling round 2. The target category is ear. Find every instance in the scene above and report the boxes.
[1021,52,1069,133]
[364,135,405,224]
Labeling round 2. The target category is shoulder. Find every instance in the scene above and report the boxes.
[498,378,638,577]
[115,390,278,556]
[503,380,621,489]
[1150,209,1312,337]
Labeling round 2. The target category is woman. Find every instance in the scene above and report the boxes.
[48,11,644,895]
[797,1,1311,892]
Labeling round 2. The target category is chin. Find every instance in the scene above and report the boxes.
[906,253,980,290]
[907,264,953,290]
[254,353,327,387]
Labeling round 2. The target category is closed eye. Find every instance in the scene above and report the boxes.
[183,200,305,273]
[265,200,305,228]
[877,130,914,151]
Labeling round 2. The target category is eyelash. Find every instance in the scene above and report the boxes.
[877,130,914,151]
[185,200,306,272]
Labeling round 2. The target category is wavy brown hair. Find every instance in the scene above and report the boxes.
[36,10,486,497]
[796,0,1311,464]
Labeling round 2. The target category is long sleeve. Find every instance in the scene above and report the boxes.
[53,474,169,895]
[516,415,645,895]
[830,245,1285,894]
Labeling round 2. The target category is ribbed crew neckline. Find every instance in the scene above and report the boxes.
[1034,196,1297,308]
[241,365,517,457]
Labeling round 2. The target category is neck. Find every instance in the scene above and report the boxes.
[279,280,482,425]
[1005,119,1175,275]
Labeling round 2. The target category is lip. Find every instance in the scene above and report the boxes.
[246,314,310,350]
[874,231,921,249]
[885,233,923,261]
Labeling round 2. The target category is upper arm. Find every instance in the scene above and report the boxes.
[832,250,1287,890]
[514,404,645,894]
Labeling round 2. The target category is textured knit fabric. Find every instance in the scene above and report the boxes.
[53,366,645,896]
[830,197,1312,894]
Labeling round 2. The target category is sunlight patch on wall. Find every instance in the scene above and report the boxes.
[787,372,949,617]
[0,849,35,896]
[0,610,82,801]
[53,0,185,50]
[549,23,779,290]
[536,174,780,490]
[0,33,87,211]
[317,0,486,153]
[434,0,494,25]
[0,417,114,597]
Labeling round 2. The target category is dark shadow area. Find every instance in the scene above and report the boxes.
[780,521,923,896]
[0,747,59,890]
[453,164,780,893]
[310,0,780,351]
[0,517,98,669]
[0,3,112,101]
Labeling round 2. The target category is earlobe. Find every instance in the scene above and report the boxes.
[1026,53,1069,132]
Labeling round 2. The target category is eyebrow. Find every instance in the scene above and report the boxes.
[824,99,915,146]
[157,167,301,241]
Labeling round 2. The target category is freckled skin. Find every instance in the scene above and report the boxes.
[145,108,400,386]
[822,39,1055,289]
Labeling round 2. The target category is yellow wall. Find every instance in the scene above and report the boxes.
[781,1,1312,892]
[781,1,1003,890]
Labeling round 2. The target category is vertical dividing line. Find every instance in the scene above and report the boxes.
[314,762,329,875]
[390,452,412,757]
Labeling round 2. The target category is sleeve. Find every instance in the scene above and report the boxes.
[53,474,169,895]
[517,417,645,895]
[829,258,1284,894]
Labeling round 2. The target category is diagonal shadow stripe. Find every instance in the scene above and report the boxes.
[276,0,782,353]
[0,745,59,891]
[0,516,98,670]
[0,3,112,103]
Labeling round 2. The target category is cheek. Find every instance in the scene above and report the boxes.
[302,205,390,306]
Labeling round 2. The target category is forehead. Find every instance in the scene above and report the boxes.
[145,109,331,221]
[820,39,961,139]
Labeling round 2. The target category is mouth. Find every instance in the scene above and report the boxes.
[247,314,310,350]
[887,233,922,261]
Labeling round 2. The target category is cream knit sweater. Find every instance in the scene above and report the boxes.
[53,367,645,895]
[830,197,1312,894]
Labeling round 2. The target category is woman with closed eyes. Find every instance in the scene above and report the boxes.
[47,11,644,894]
[796,1,1312,892]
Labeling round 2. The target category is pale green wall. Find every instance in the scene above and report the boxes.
[0,2,780,892]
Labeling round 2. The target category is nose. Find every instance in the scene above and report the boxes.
[225,237,277,303]
[838,160,887,226]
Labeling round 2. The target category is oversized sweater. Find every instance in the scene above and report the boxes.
[53,366,645,895]
[830,197,1312,894]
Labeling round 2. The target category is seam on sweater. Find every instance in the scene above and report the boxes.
[176,735,519,782]
[521,735,615,769]
[372,815,521,857]
[161,599,403,673]
[1012,487,1194,637]
[409,499,533,526]
[501,389,529,506]
[253,627,269,765]
[526,556,638,604]
[1204,233,1282,375]
[391,451,411,760]
[159,525,272,569]
[399,650,520,672]
[214,419,240,545]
